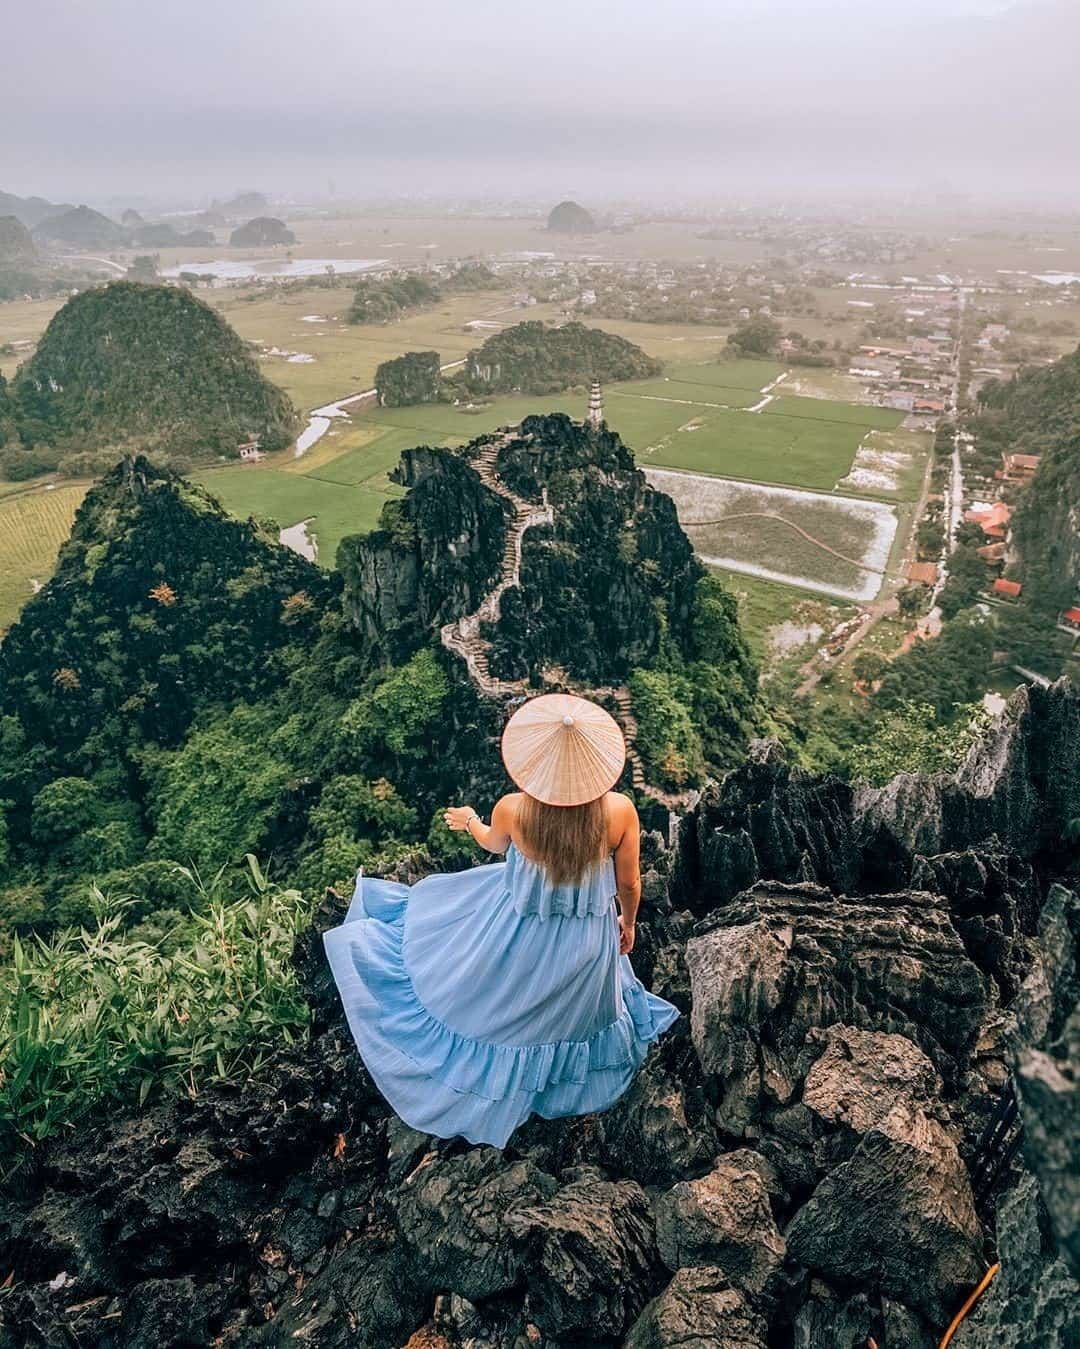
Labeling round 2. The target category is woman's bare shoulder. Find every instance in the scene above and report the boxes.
[493,792,523,821]
[605,791,638,839]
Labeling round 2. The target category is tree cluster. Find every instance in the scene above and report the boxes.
[375,350,442,408]
[461,321,661,396]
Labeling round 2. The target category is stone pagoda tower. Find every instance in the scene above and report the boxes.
[587,379,604,430]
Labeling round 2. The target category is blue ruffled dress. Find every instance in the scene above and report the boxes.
[323,844,678,1147]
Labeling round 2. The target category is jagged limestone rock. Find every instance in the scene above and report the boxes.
[952,1173,1080,1348]
[786,1100,982,1325]
[801,1023,944,1138]
[489,414,704,686]
[593,1057,719,1187]
[1014,884,1080,1277]
[624,1267,769,1349]
[654,1154,786,1306]
[505,1170,661,1341]
[388,1147,558,1301]
[910,845,1041,1000]
[856,679,1080,876]
[339,446,508,658]
[793,1284,936,1349]
[672,740,859,912]
[686,881,988,1134]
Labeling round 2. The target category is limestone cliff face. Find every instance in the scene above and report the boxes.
[486,414,702,684]
[337,447,508,661]
[338,415,704,688]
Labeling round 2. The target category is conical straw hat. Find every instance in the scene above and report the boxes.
[501,693,626,806]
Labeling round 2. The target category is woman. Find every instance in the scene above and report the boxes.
[323,693,678,1148]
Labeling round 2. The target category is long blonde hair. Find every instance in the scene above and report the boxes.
[517,793,608,885]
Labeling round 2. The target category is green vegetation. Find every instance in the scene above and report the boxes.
[0,458,335,932]
[763,396,905,431]
[629,668,705,788]
[349,265,497,325]
[228,216,295,247]
[194,461,398,566]
[375,350,442,407]
[2,282,298,476]
[848,701,989,786]
[0,483,87,629]
[628,574,758,788]
[350,272,439,323]
[461,321,661,396]
[728,315,782,356]
[978,345,1080,621]
[638,404,888,491]
[0,859,312,1147]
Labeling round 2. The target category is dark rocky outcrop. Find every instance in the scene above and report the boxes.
[1,683,1077,1346]
[489,414,702,684]
[338,445,508,660]
[671,739,860,913]
[625,1267,769,1348]
[1013,884,1080,1277]
[956,885,1080,1347]
[856,678,1080,879]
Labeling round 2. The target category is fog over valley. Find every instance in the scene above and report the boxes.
[3,0,1079,204]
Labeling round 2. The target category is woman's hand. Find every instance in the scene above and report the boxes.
[618,915,636,955]
[444,806,477,833]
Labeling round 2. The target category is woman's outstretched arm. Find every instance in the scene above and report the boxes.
[444,793,517,854]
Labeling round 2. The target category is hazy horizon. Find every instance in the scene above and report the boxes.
[3,0,1078,209]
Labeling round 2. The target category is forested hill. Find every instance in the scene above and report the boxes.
[0,456,335,758]
[463,320,661,395]
[0,216,35,264]
[0,455,338,928]
[6,281,299,465]
[977,344,1080,614]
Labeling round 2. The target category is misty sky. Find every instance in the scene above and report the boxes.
[3,0,1077,205]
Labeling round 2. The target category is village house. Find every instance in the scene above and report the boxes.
[997,452,1041,483]
[237,440,263,462]
[965,500,1012,540]
[992,578,1023,600]
[1058,606,1080,635]
[907,561,939,586]
[977,541,1007,566]
[913,397,945,415]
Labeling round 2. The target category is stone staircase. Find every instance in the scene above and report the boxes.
[439,433,553,699]
[439,430,697,814]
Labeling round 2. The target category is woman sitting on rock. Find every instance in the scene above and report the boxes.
[323,693,678,1148]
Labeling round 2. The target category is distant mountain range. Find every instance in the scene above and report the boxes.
[0,189,73,231]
